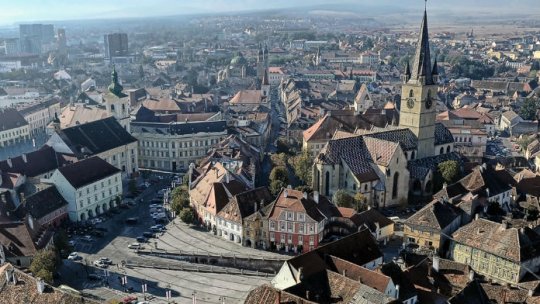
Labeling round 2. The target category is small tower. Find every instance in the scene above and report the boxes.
[104,65,130,131]
[261,68,270,98]
[315,47,321,66]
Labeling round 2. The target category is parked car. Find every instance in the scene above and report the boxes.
[128,243,142,250]
[99,257,113,265]
[125,217,138,225]
[136,236,147,243]
[142,232,155,238]
[67,252,81,261]
[93,260,107,268]
[81,235,93,243]
[68,240,76,247]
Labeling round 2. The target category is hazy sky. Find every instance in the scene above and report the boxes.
[0,0,535,25]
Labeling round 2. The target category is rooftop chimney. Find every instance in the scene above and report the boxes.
[284,189,288,198]
[475,213,480,221]
[36,278,45,294]
[303,192,308,199]
[6,158,12,168]
[395,284,400,300]
[469,269,475,282]
[313,191,319,204]
[253,201,258,213]
[22,153,27,163]
[433,255,440,273]
[306,290,310,300]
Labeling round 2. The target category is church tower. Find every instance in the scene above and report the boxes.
[399,8,439,159]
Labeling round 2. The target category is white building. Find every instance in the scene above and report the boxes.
[17,98,61,135]
[0,108,30,147]
[44,156,123,222]
[46,117,138,179]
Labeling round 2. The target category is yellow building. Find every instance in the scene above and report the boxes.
[533,50,540,60]
[451,219,540,285]
[403,199,462,254]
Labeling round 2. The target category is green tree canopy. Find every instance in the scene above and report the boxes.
[438,160,460,184]
[179,207,195,224]
[333,189,355,208]
[289,149,313,185]
[29,250,58,284]
[519,97,539,121]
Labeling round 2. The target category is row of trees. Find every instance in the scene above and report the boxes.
[170,184,195,224]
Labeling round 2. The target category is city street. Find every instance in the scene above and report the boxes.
[58,176,283,303]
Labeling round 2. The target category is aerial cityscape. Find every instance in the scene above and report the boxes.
[1,0,540,303]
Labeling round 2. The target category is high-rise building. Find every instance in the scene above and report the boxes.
[57,29,67,54]
[104,33,128,59]
[19,24,54,54]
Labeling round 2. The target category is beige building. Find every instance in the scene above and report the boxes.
[17,98,61,135]
[451,219,540,285]
[132,120,227,172]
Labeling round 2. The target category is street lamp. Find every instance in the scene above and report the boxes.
[192,291,197,304]
[166,284,172,303]
[142,281,148,300]
[219,296,226,304]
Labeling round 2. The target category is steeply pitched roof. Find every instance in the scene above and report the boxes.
[448,280,491,304]
[0,221,38,257]
[0,146,72,177]
[57,156,121,189]
[350,208,394,232]
[318,136,379,182]
[0,108,28,131]
[268,188,339,223]
[57,117,136,157]
[24,186,67,220]
[409,9,434,85]
[452,219,540,263]
[316,228,383,267]
[326,256,391,294]
[217,187,273,224]
[405,199,462,231]
[364,128,418,151]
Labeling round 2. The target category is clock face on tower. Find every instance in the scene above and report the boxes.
[406,98,415,109]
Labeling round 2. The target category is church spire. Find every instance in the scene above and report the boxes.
[108,65,125,97]
[410,7,434,85]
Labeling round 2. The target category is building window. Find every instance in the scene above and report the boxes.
[392,172,399,199]
[280,221,285,231]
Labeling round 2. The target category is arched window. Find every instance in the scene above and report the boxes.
[440,147,444,155]
[325,171,330,196]
[392,173,399,199]
[446,146,451,153]
[409,90,414,98]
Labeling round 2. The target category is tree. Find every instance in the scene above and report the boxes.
[53,229,70,258]
[29,250,58,284]
[276,139,291,155]
[171,186,190,214]
[354,192,367,212]
[179,207,195,224]
[269,165,289,195]
[270,153,288,167]
[438,160,460,185]
[519,97,539,121]
[333,189,355,208]
[289,149,313,185]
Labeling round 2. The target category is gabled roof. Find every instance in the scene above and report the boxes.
[364,128,418,151]
[350,208,394,232]
[56,117,136,157]
[452,218,540,263]
[448,280,491,304]
[217,187,273,224]
[0,146,72,177]
[326,256,391,294]
[405,199,462,231]
[0,108,28,131]
[268,188,339,223]
[303,110,374,142]
[0,221,38,258]
[316,228,383,267]
[57,156,121,189]
[24,186,67,220]
[317,136,379,182]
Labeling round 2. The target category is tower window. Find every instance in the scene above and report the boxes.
[409,90,414,98]
[111,104,115,111]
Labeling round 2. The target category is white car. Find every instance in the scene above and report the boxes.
[93,260,107,268]
[128,243,142,250]
[67,252,81,260]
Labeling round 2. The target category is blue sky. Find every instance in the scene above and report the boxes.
[0,0,534,25]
